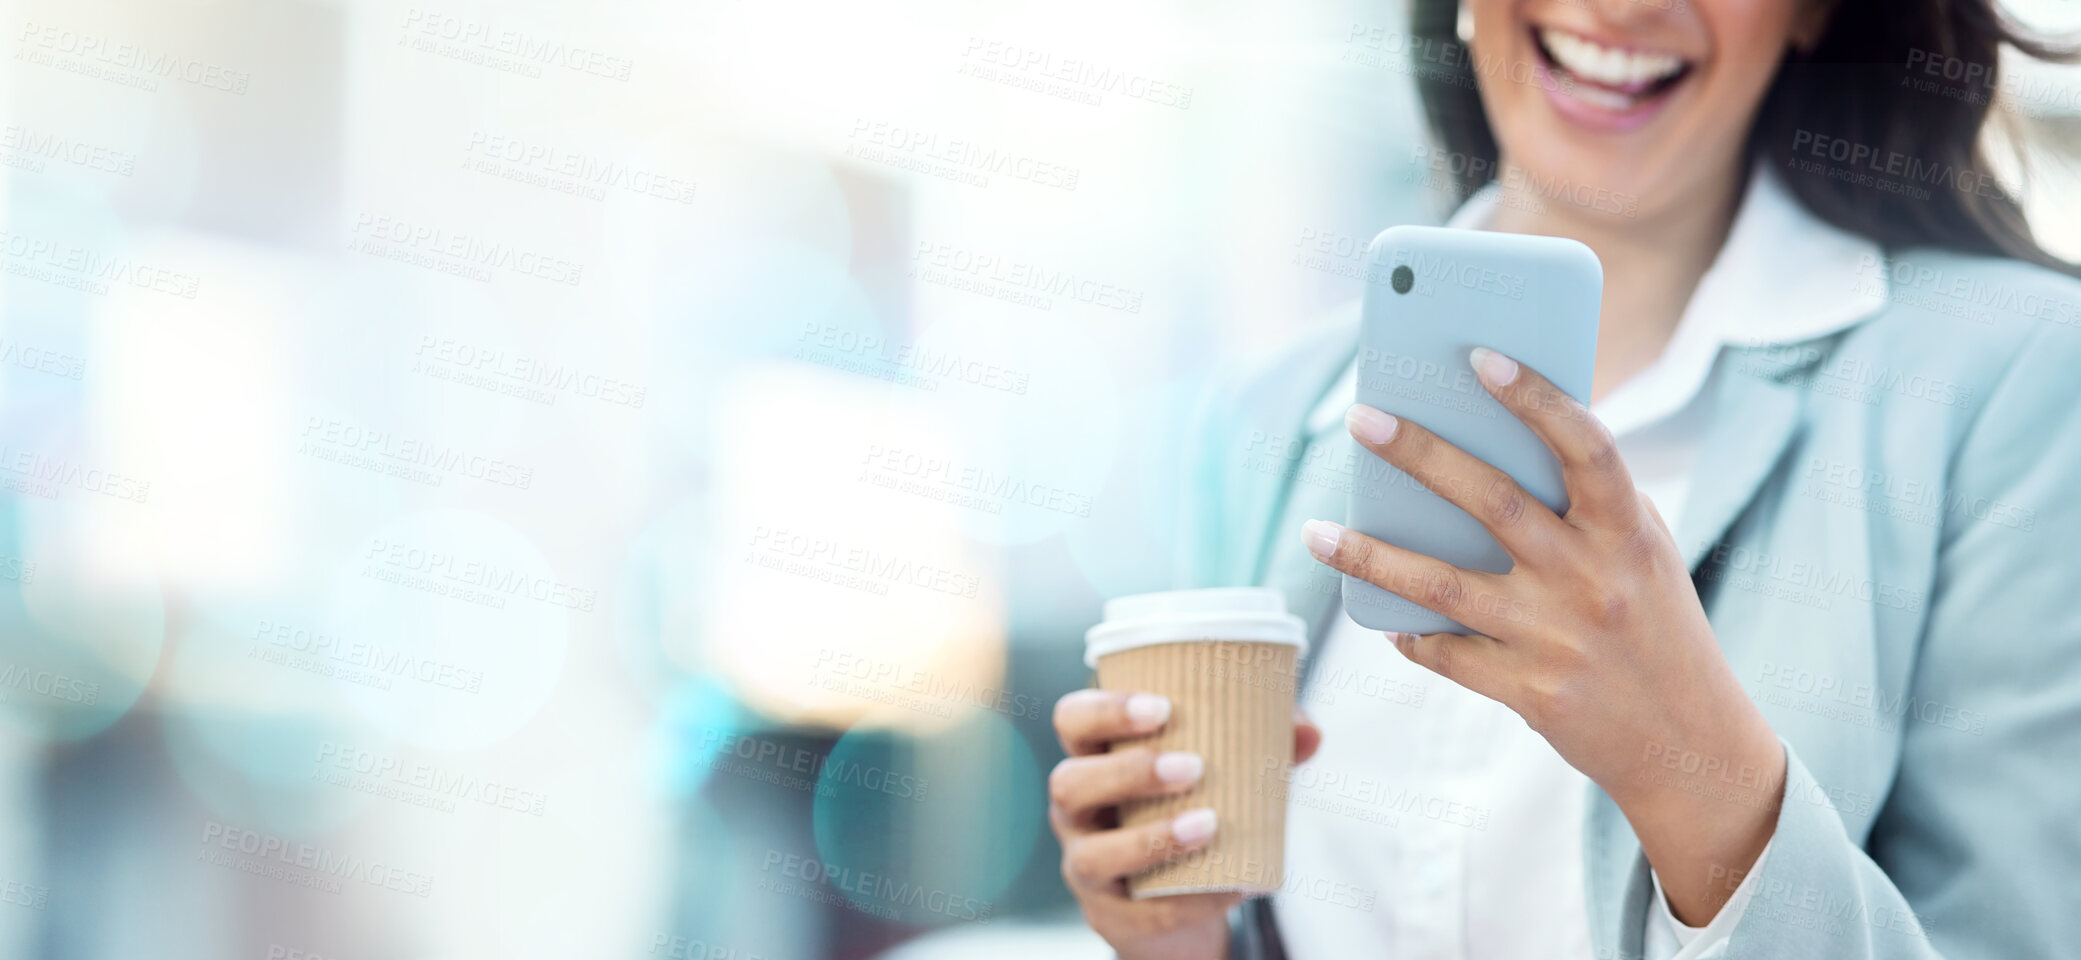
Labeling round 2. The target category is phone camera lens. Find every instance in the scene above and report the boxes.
[1390,265,1414,294]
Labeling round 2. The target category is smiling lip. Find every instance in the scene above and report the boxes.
[1530,25,1694,134]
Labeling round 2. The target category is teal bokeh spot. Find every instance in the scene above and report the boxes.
[810,708,1044,927]
[0,539,164,743]
[659,678,744,799]
[161,702,363,837]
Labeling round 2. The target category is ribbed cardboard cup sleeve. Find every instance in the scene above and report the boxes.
[1094,640,1299,898]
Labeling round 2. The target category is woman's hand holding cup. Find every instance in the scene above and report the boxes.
[1048,688,1321,960]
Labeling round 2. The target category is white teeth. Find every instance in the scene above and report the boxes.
[1538,27,1686,88]
[1566,83,1633,110]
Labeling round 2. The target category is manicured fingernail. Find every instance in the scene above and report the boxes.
[1154,751,1204,786]
[1470,347,1518,387]
[1125,694,1171,730]
[1303,519,1343,561]
[1172,807,1218,845]
[1346,404,1399,445]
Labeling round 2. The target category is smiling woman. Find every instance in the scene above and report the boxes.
[1419,0,2081,277]
[1046,1,2081,959]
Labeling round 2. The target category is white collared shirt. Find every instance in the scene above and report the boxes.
[1278,168,1887,960]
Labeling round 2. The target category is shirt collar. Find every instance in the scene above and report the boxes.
[1305,166,1889,438]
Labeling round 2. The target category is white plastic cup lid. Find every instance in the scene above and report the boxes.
[1083,587,1308,667]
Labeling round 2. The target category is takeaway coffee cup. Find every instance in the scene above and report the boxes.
[1084,587,1308,898]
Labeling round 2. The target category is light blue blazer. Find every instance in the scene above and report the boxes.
[1186,246,2081,959]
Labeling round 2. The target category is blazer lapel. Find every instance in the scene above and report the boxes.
[1675,349,1809,571]
[1195,314,1360,591]
[1261,429,1355,681]
[1220,326,1364,675]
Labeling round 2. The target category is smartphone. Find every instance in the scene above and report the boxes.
[1342,225,1601,634]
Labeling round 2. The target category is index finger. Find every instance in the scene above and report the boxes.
[1468,347,1634,521]
[1054,688,1171,756]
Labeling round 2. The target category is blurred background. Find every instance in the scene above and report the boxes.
[0,0,2076,957]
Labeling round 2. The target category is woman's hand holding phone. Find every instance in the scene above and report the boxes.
[1303,348,1785,927]
[1047,689,1322,960]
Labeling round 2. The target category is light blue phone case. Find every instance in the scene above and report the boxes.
[1343,225,1602,634]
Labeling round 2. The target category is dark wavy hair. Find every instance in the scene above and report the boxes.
[1409,0,2081,278]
